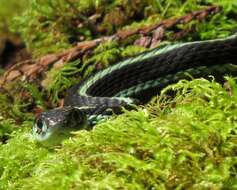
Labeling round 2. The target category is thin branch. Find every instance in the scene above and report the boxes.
[0,5,222,86]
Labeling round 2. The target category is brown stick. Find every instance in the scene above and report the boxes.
[0,5,222,86]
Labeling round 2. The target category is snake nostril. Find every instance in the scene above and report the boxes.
[41,131,46,136]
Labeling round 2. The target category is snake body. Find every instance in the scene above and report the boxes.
[33,34,237,144]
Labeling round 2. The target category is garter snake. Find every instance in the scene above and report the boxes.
[33,34,237,144]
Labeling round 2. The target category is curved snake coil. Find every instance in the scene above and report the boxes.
[33,34,237,144]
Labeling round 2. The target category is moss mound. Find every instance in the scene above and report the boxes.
[1,78,237,189]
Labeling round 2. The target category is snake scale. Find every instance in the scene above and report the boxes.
[33,34,237,144]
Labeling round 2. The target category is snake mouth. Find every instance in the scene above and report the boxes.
[33,119,53,142]
[33,121,73,145]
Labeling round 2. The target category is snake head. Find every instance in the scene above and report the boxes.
[33,106,87,145]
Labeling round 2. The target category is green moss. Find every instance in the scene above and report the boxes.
[1,81,44,120]
[0,119,17,143]
[0,125,50,190]
[195,13,237,40]
[12,0,152,56]
[1,78,237,189]
[42,60,82,104]
[13,0,237,57]
[0,0,28,33]
[0,82,45,143]
[121,45,147,58]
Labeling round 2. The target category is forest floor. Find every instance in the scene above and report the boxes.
[0,1,237,189]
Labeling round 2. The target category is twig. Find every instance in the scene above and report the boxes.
[0,5,222,86]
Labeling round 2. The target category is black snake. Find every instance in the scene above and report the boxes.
[33,34,237,144]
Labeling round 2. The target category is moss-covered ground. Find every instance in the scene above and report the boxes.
[0,0,237,189]
[1,78,237,189]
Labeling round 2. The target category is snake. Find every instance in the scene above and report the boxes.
[33,34,237,145]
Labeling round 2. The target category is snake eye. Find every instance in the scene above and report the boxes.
[36,118,43,129]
